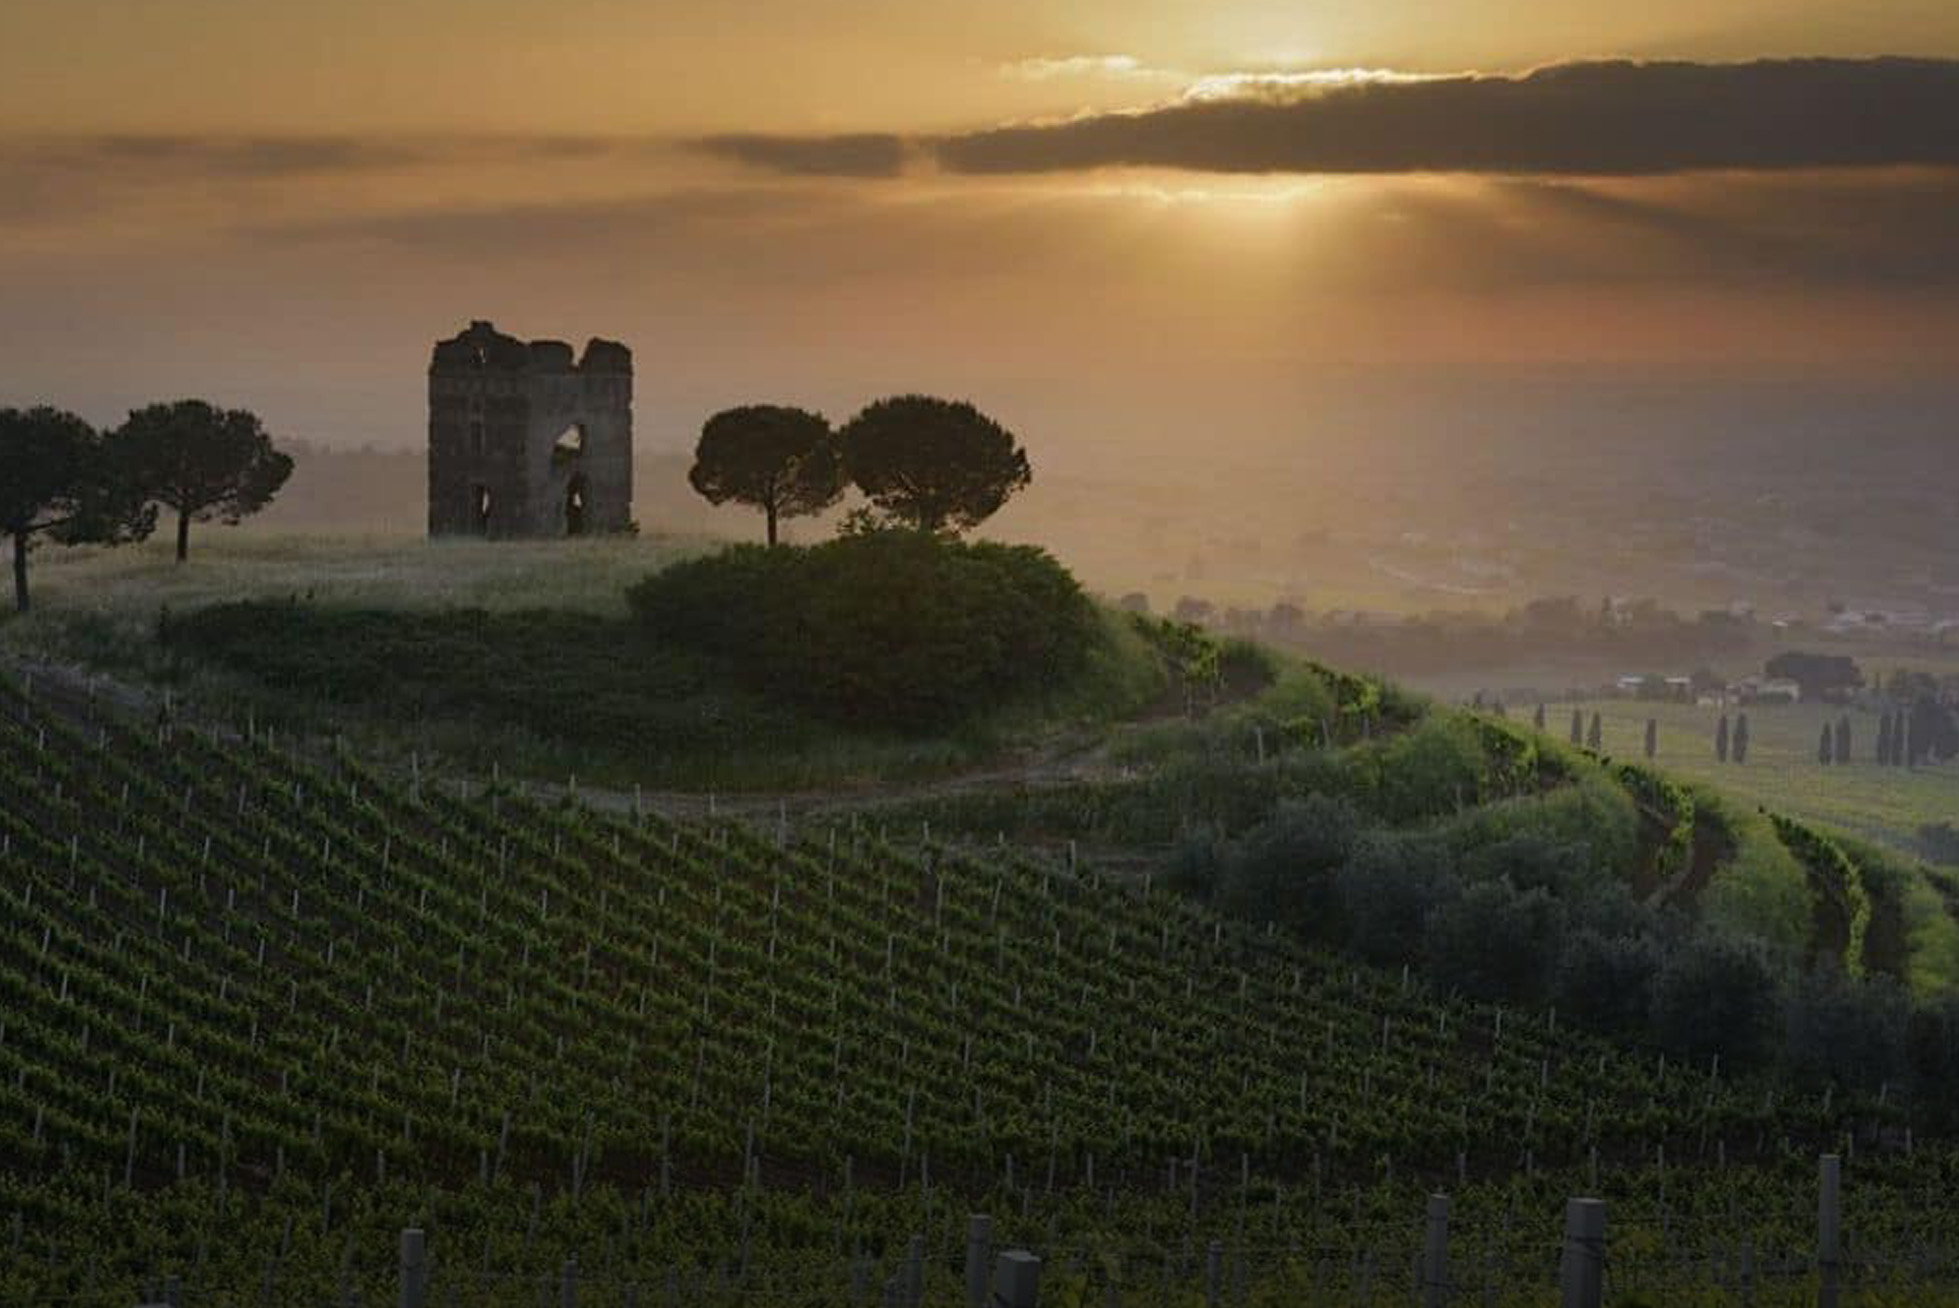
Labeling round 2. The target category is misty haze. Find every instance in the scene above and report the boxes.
[3,3,1958,1305]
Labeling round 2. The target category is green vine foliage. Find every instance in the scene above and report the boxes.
[1616,764,1696,883]
[0,672,1950,1304]
[1772,816,1873,978]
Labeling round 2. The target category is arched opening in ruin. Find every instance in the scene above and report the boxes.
[552,423,586,464]
[565,474,589,537]
[473,485,493,535]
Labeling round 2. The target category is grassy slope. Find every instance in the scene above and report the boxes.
[9,534,1950,991]
[1689,789,1812,958]
[9,545,1959,1296]
[1,534,1169,791]
[10,531,695,630]
[2,673,1950,1304]
[1560,698,1958,994]
[878,676,1959,997]
[1563,697,1958,858]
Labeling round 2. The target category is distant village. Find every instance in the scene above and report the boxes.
[1128,586,1959,697]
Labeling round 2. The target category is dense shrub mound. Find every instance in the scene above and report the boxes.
[628,530,1099,730]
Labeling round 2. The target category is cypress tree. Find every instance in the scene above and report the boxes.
[1644,718,1658,760]
[1570,709,1584,746]
[1734,713,1751,764]
[1587,712,1603,751]
[1876,711,1893,765]
[1834,715,1851,766]
[1819,724,1834,765]
[1533,703,1546,732]
[1716,714,1730,763]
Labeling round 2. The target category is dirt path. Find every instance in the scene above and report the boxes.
[497,670,1282,825]
[561,730,1138,823]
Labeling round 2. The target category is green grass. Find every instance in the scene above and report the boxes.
[1556,699,1958,994]
[8,530,699,631]
[10,534,1949,985]
[1690,789,1812,959]
[2,533,1170,791]
[1560,698,1958,858]
[4,674,1955,1305]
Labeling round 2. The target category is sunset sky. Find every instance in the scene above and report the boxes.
[3,0,1957,460]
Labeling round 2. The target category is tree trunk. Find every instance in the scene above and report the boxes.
[175,508,190,563]
[11,531,27,614]
[765,503,778,548]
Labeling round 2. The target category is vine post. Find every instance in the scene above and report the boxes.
[1819,1154,1842,1308]
[1558,1199,1606,1308]
[399,1228,427,1308]
[993,1250,1041,1308]
[1422,1193,1451,1308]
[903,1234,926,1308]
[966,1215,994,1308]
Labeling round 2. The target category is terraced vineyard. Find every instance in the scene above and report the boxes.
[3,672,1959,1305]
[1563,698,1959,867]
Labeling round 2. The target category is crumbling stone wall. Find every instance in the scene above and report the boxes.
[427,320,634,538]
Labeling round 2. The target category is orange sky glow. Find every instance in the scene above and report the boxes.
[2,0,1956,455]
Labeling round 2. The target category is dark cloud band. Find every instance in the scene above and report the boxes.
[932,58,1959,176]
[693,132,909,178]
[4,135,423,177]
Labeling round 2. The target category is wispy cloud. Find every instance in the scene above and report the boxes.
[0,132,682,197]
[1176,68,1448,102]
[3,134,436,179]
[998,54,1173,82]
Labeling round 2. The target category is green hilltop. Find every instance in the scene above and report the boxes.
[4,534,1959,1303]
[0,671,1953,1305]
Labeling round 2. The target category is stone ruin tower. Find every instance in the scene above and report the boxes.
[427,320,633,538]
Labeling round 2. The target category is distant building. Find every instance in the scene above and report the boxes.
[1732,675,1802,705]
[1615,674,1692,701]
[1825,606,1932,635]
[427,320,634,539]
